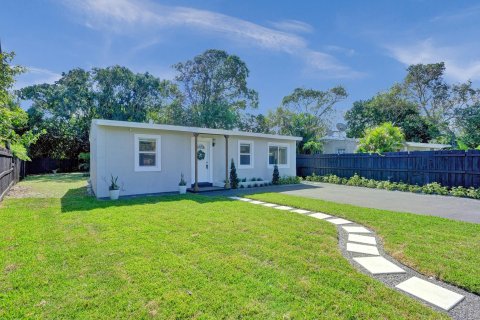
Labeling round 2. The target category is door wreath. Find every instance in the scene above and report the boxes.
[197,150,206,160]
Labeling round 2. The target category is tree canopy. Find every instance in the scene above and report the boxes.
[0,51,42,160]
[269,86,347,152]
[357,122,405,154]
[174,49,258,129]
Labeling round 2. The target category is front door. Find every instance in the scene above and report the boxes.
[195,139,211,183]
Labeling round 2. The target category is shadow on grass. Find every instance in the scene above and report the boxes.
[25,173,87,183]
[60,184,321,213]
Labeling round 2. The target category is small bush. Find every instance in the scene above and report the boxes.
[272,165,280,185]
[450,186,468,197]
[229,159,238,189]
[278,176,301,185]
[422,182,449,195]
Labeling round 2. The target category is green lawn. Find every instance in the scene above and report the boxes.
[247,193,480,296]
[0,174,446,319]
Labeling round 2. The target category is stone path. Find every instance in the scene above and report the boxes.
[228,196,480,320]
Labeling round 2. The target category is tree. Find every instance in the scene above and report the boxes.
[20,66,181,159]
[174,49,258,129]
[404,63,480,133]
[345,85,438,142]
[238,113,271,133]
[456,104,480,149]
[0,50,42,160]
[268,86,347,153]
[357,122,405,154]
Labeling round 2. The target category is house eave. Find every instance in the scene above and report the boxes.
[92,119,303,141]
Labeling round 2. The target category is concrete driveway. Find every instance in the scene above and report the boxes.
[212,183,480,224]
[281,182,480,224]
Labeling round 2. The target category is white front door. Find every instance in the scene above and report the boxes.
[193,138,212,183]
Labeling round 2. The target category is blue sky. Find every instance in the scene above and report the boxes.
[2,0,480,124]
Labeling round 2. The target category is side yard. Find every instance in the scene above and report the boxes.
[0,174,445,319]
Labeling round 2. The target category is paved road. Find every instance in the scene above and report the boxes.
[211,183,480,224]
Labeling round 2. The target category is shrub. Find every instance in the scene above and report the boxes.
[229,159,238,189]
[366,179,377,188]
[408,185,422,193]
[278,176,301,185]
[422,182,449,195]
[346,174,362,186]
[272,165,280,185]
[450,186,468,197]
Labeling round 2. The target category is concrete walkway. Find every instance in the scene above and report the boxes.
[229,196,480,319]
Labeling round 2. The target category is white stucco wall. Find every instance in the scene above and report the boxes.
[322,139,359,154]
[91,124,298,198]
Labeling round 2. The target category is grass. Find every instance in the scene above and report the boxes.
[0,174,447,319]
[247,192,480,295]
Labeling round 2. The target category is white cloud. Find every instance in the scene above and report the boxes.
[269,19,314,33]
[14,67,61,89]
[63,0,361,79]
[386,39,480,82]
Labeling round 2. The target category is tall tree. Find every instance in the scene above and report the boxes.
[174,49,258,129]
[269,86,347,152]
[21,66,181,159]
[345,84,438,142]
[456,104,480,149]
[238,113,271,133]
[404,63,480,133]
[0,50,42,160]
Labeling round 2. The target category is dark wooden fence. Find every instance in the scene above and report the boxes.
[0,148,25,201]
[26,158,79,175]
[297,150,480,188]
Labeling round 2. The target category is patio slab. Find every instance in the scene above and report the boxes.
[348,234,376,245]
[290,209,310,214]
[342,226,371,234]
[353,256,405,274]
[346,242,379,255]
[261,203,278,207]
[396,277,464,311]
[250,200,265,204]
[309,212,331,219]
[326,218,353,225]
[273,205,294,210]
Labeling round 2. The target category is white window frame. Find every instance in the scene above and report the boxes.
[337,148,346,154]
[238,140,254,169]
[267,142,290,169]
[134,134,162,172]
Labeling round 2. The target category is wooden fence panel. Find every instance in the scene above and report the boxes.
[0,148,25,201]
[296,150,480,188]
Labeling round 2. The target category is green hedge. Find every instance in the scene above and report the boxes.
[305,173,480,199]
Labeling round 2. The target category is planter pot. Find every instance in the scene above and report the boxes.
[179,185,187,194]
[109,189,120,200]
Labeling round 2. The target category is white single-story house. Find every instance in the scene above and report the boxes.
[320,136,451,154]
[90,119,302,198]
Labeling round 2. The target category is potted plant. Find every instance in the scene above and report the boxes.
[178,173,187,194]
[109,175,120,200]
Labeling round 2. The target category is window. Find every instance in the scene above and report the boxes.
[238,140,254,168]
[268,143,289,168]
[134,134,161,171]
[337,148,346,154]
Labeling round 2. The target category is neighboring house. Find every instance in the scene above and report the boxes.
[90,119,302,198]
[320,136,450,154]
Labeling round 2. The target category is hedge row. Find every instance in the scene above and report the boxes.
[305,173,480,199]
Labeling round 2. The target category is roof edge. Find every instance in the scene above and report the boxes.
[92,119,303,141]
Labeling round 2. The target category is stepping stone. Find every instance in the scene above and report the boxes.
[346,242,379,255]
[326,218,352,225]
[250,200,265,205]
[396,277,464,311]
[348,234,376,245]
[342,226,371,234]
[238,198,252,202]
[353,256,405,274]
[309,212,331,219]
[273,205,293,210]
[290,209,310,214]
[261,203,278,207]
[228,196,243,200]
